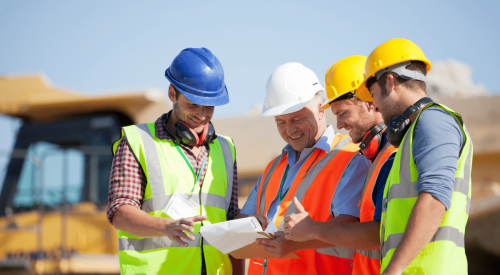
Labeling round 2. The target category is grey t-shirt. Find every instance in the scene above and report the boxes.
[412,107,464,210]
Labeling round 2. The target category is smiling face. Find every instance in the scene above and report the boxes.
[275,98,326,153]
[169,86,214,134]
[329,98,379,143]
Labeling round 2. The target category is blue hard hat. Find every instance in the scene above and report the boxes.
[165,47,229,106]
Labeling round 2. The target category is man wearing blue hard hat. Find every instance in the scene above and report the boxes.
[107,48,242,274]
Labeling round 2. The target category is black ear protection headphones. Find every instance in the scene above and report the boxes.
[387,97,433,147]
[359,122,386,160]
[162,111,216,147]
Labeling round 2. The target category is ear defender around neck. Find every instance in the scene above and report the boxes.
[163,113,216,147]
[359,122,386,159]
[175,121,216,147]
[387,97,433,147]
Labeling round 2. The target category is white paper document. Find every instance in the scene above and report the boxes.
[162,191,199,220]
[200,217,272,254]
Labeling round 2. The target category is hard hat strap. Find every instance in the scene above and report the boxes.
[374,61,426,83]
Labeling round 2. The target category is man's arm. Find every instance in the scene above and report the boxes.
[259,198,361,257]
[283,198,381,250]
[382,192,445,275]
[108,137,205,246]
[383,108,462,274]
[113,205,206,246]
[257,215,359,258]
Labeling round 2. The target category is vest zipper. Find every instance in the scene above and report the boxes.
[252,258,268,275]
[199,190,207,274]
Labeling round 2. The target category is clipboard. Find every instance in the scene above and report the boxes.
[229,232,300,259]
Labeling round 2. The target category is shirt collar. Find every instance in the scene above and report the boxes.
[281,125,337,160]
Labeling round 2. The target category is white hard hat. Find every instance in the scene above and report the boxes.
[262,62,324,117]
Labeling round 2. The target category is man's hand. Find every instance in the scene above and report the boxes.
[164,215,206,247]
[256,231,293,258]
[250,214,268,231]
[283,197,319,242]
[234,213,268,231]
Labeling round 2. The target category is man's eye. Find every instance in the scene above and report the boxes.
[341,112,347,117]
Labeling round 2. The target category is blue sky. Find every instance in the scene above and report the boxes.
[1,1,500,187]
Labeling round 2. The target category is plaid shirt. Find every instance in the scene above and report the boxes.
[107,113,240,224]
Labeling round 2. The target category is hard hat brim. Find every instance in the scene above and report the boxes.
[166,69,229,106]
[320,99,332,110]
[356,82,373,102]
[262,101,309,117]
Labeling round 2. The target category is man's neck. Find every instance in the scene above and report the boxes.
[398,90,429,122]
[166,111,179,135]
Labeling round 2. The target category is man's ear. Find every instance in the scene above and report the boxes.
[366,101,377,112]
[386,74,397,94]
[168,85,177,103]
[317,101,325,119]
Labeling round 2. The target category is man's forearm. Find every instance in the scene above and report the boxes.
[314,220,381,250]
[113,205,169,237]
[288,239,333,251]
[382,192,446,274]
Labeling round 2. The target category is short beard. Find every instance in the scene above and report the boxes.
[379,84,398,125]
[352,106,376,143]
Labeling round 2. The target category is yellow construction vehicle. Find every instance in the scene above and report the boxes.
[0,74,170,274]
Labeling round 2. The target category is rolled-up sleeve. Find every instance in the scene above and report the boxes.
[107,136,147,224]
[331,153,371,218]
[412,108,463,210]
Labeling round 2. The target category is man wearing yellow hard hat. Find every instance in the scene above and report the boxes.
[282,55,397,275]
[355,38,471,274]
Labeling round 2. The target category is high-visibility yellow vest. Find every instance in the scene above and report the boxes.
[380,103,472,274]
[112,123,236,275]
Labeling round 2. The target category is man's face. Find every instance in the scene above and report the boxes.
[329,99,375,143]
[275,101,324,153]
[172,93,214,134]
[369,81,398,125]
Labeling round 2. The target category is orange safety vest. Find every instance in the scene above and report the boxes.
[248,135,360,275]
[352,142,396,275]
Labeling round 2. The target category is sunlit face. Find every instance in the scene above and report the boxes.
[172,92,214,134]
[369,82,398,125]
[329,99,375,143]
[275,101,324,153]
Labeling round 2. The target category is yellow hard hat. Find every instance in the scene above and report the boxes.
[320,55,367,110]
[357,38,432,102]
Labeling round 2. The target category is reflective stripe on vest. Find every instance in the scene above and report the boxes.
[249,134,361,275]
[354,248,381,259]
[114,123,235,275]
[380,103,472,274]
[353,142,396,275]
[118,234,212,251]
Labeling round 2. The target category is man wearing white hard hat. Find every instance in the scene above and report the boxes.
[239,62,370,275]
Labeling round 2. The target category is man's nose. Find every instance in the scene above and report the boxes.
[196,106,207,119]
[286,124,297,136]
[337,119,345,130]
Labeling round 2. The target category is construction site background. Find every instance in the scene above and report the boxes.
[0,70,499,274]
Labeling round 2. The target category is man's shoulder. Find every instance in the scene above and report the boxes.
[415,107,462,138]
[216,134,234,143]
[412,106,464,161]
